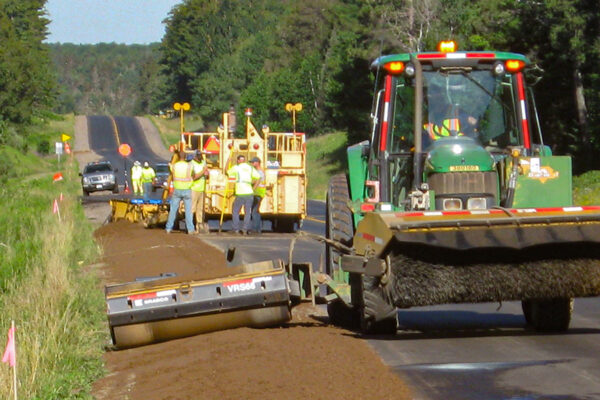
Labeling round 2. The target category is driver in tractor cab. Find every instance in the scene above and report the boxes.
[424,104,479,141]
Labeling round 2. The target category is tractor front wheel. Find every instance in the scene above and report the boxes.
[526,298,573,332]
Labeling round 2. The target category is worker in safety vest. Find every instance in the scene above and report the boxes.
[424,117,464,140]
[131,161,143,196]
[227,154,260,235]
[191,150,209,233]
[250,157,266,234]
[141,162,156,201]
[165,151,195,234]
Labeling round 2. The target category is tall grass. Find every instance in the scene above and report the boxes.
[305,131,348,200]
[0,136,105,397]
[147,114,205,149]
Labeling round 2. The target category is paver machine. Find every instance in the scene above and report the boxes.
[109,107,307,232]
[325,41,600,333]
[181,108,307,232]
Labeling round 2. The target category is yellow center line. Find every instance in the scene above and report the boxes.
[110,116,121,146]
[305,216,325,224]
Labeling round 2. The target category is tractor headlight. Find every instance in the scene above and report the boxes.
[467,197,487,210]
[443,198,462,210]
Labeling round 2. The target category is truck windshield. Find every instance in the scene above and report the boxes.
[422,70,519,149]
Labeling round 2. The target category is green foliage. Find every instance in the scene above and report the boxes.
[49,43,161,115]
[573,170,600,205]
[0,0,56,124]
[306,131,348,200]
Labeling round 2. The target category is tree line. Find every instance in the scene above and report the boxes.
[1,0,599,171]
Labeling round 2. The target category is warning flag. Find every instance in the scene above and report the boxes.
[2,325,16,368]
[53,172,64,182]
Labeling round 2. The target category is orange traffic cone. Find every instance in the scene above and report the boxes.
[124,180,130,194]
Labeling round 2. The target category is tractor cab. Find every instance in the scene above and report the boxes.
[361,41,549,213]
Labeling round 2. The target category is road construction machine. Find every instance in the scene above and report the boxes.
[180,108,306,232]
[325,41,600,333]
[111,108,307,232]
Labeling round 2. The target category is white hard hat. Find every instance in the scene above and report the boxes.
[143,162,149,167]
[134,161,141,166]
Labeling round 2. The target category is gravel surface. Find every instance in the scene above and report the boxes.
[75,117,412,400]
[91,221,412,400]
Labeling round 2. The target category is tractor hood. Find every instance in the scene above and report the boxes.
[424,136,494,174]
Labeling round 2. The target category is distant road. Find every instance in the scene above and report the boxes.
[83,115,168,200]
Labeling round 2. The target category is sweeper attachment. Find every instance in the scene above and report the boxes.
[324,41,600,334]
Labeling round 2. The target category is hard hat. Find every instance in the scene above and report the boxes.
[250,157,261,163]
[143,162,149,167]
[134,161,141,166]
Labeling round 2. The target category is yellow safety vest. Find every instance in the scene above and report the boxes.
[227,163,258,195]
[141,167,155,183]
[254,169,266,198]
[172,161,193,190]
[425,118,463,140]
[191,159,206,192]
[131,165,142,180]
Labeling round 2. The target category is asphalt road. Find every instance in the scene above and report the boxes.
[86,115,168,195]
[85,115,600,400]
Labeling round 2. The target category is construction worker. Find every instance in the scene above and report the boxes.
[227,154,260,235]
[131,161,143,196]
[141,162,156,201]
[250,157,265,234]
[191,150,209,233]
[165,151,195,234]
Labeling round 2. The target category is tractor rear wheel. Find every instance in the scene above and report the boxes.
[528,298,573,332]
[326,174,359,328]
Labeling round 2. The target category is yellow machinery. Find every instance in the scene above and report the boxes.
[110,108,307,232]
[182,108,307,232]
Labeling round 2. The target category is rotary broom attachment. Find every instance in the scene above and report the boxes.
[388,241,600,308]
[349,206,600,332]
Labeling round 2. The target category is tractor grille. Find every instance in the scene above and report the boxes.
[427,171,497,196]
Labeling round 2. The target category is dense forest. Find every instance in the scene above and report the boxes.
[49,43,160,116]
[1,0,600,171]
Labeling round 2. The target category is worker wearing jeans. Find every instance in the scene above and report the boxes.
[227,155,260,234]
[165,152,195,234]
[250,157,265,234]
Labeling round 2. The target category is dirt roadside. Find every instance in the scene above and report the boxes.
[74,117,413,400]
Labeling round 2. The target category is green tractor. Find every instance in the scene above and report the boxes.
[326,41,600,334]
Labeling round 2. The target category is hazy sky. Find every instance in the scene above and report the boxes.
[45,0,183,44]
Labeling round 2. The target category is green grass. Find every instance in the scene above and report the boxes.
[147,114,205,149]
[305,131,348,200]
[573,170,600,205]
[0,116,105,399]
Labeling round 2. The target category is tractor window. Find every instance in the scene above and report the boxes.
[390,81,415,154]
[422,70,520,150]
[389,80,415,209]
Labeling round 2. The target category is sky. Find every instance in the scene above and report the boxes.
[45,0,183,44]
